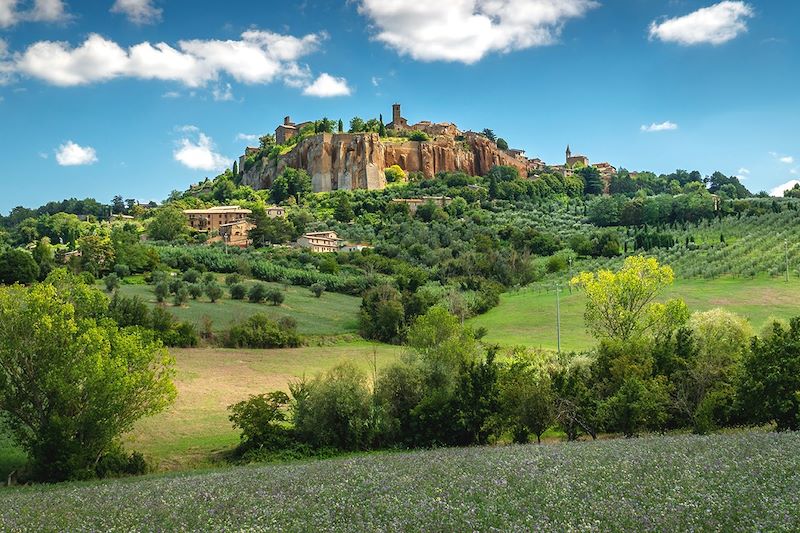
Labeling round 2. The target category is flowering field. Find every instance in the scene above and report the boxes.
[2,431,799,531]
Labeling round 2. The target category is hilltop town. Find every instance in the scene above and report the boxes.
[237,104,617,193]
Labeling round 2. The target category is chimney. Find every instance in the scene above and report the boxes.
[284,116,292,126]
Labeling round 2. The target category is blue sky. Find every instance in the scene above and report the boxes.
[0,0,798,212]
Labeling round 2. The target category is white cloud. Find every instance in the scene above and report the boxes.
[236,133,259,142]
[13,30,323,88]
[371,76,381,87]
[302,73,351,97]
[780,156,795,164]
[770,180,800,197]
[358,0,599,64]
[56,141,98,166]
[0,0,68,27]
[110,0,162,25]
[173,130,230,171]
[641,121,678,133]
[736,167,750,180]
[161,90,180,98]
[212,82,234,101]
[649,1,754,46]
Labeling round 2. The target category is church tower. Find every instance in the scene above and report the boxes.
[566,145,572,164]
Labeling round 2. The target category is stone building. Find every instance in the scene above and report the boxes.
[183,206,252,232]
[219,220,256,248]
[275,116,314,145]
[387,103,409,131]
[296,231,341,253]
[566,145,590,168]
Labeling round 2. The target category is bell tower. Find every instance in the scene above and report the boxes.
[566,144,572,164]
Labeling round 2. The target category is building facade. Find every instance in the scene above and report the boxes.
[296,231,341,253]
[183,206,253,232]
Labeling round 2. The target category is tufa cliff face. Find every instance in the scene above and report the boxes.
[241,132,528,192]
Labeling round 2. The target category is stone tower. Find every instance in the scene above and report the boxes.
[392,104,402,125]
[566,144,571,164]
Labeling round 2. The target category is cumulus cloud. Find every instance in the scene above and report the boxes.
[56,141,98,166]
[780,156,795,164]
[12,30,324,88]
[173,129,230,171]
[303,73,351,97]
[770,180,800,197]
[110,0,162,25]
[649,1,754,46]
[0,0,68,27]
[641,121,678,133]
[358,0,599,64]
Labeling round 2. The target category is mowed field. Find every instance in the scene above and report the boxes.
[125,342,402,470]
[469,277,800,351]
[116,280,361,335]
[3,432,799,531]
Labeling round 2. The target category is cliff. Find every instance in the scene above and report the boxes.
[241,132,529,192]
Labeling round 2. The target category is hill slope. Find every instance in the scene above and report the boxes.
[2,432,799,531]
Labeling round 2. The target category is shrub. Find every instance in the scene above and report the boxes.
[104,273,121,292]
[108,293,151,329]
[173,285,189,306]
[225,273,243,286]
[266,288,285,306]
[154,281,169,303]
[408,131,430,142]
[114,264,131,278]
[310,282,325,298]
[182,268,201,284]
[384,165,407,184]
[161,321,199,348]
[248,283,269,303]
[224,314,303,349]
[95,447,148,479]
[188,283,204,300]
[230,283,247,300]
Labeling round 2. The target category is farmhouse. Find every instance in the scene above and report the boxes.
[219,220,256,248]
[297,231,341,253]
[183,206,252,232]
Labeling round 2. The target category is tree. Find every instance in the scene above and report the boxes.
[409,131,430,142]
[154,281,169,303]
[384,165,407,184]
[232,160,239,176]
[147,207,188,242]
[739,318,800,431]
[230,283,247,300]
[228,391,291,452]
[496,138,509,150]
[578,166,604,195]
[481,128,497,142]
[259,134,275,150]
[333,195,354,222]
[310,282,325,298]
[497,352,554,443]
[248,283,269,303]
[0,249,39,285]
[379,114,386,137]
[112,195,125,215]
[32,237,56,279]
[270,168,312,205]
[0,282,176,481]
[205,282,223,303]
[173,285,189,306]
[571,256,687,342]
[359,285,405,343]
[338,119,344,133]
[188,283,204,300]
[77,235,116,276]
[349,117,366,133]
[266,287,285,306]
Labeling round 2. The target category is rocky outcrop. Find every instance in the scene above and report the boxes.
[241,132,529,193]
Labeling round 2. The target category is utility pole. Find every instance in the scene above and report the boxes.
[568,257,574,294]
[555,282,562,354]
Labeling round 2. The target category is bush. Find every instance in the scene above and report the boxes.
[310,282,325,298]
[95,448,148,479]
[230,283,247,300]
[161,321,199,348]
[229,391,293,453]
[188,283,204,300]
[173,285,189,306]
[409,131,430,142]
[266,288,285,306]
[248,283,269,303]
[108,293,151,329]
[224,314,303,349]
[154,281,169,303]
[104,273,121,292]
[293,362,373,451]
[225,273,243,286]
[114,264,131,278]
[182,268,201,284]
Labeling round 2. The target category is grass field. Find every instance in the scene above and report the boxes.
[124,342,401,470]
[2,431,798,530]
[469,277,800,351]
[115,280,361,335]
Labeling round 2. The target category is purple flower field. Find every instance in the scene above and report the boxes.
[2,431,799,531]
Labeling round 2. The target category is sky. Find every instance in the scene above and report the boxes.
[0,0,798,212]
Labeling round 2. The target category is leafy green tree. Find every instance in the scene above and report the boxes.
[0,249,39,285]
[188,283,204,300]
[337,119,344,133]
[154,281,169,303]
[578,166,604,195]
[384,165,407,184]
[147,207,188,242]
[270,168,312,204]
[173,285,189,306]
[600,376,670,437]
[497,352,554,443]
[0,282,176,481]
[481,128,497,142]
[77,235,116,276]
[32,237,56,279]
[205,282,223,303]
[310,282,325,298]
[349,117,366,133]
[333,195,354,222]
[232,160,238,176]
[571,256,687,342]
[230,283,247,300]
[739,318,800,430]
[228,391,292,452]
[266,287,285,306]
[496,138,509,150]
[248,282,269,303]
[409,131,430,142]
[359,284,405,343]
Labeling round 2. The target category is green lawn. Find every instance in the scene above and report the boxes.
[469,277,800,352]
[115,279,361,335]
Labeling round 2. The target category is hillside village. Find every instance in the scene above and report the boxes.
[237,104,618,194]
